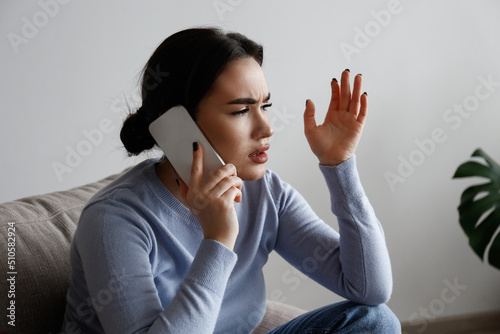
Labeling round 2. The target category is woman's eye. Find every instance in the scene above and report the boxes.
[231,103,272,116]
[231,108,249,116]
[261,103,272,111]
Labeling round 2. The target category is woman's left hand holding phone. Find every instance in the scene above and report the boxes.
[178,142,242,251]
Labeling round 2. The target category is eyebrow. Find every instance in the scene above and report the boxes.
[227,92,271,105]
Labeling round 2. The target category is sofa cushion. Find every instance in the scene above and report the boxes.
[252,301,306,333]
[0,171,125,333]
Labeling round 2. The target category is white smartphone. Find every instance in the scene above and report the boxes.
[149,105,225,185]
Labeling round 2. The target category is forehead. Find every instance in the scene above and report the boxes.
[207,57,269,102]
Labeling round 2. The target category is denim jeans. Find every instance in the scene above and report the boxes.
[266,301,401,334]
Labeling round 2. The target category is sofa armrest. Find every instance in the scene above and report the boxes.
[0,170,125,333]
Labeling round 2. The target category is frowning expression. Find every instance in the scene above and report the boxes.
[196,57,274,181]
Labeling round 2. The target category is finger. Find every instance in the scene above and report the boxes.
[328,78,340,112]
[357,92,368,124]
[190,142,204,188]
[204,163,238,191]
[303,99,317,137]
[221,185,243,204]
[229,166,242,194]
[339,69,351,111]
[211,176,243,200]
[234,188,243,203]
[349,74,363,117]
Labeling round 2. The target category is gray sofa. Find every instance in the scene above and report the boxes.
[0,169,305,333]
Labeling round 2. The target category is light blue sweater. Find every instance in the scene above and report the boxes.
[62,156,392,334]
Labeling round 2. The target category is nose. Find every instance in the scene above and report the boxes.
[253,109,274,140]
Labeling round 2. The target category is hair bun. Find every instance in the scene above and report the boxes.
[120,110,156,156]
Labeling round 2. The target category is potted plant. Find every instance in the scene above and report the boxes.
[453,148,500,270]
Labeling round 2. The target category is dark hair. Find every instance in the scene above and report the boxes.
[120,27,264,156]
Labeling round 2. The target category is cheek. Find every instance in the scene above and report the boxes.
[198,115,250,164]
[209,126,245,159]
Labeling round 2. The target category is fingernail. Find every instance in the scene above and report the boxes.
[332,78,337,82]
[192,142,198,151]
[363,92,368,96]
[305,99,309,107]
[175,179,180,187]
[345,69,350,73]
[357,73,362,76]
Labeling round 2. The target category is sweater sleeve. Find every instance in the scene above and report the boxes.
[73,200,237,334]
[273,155,392,305]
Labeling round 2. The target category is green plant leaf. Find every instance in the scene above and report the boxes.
[453,148,500,270]
[489,231,500,269]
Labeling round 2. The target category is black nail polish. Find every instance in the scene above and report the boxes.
[357,73,362,76]
[175,179,180,187]
[192,142,198,151]
[345,69,350,73]
[305,99,309,107]
[332,78,338,82]
[363,92,368,96]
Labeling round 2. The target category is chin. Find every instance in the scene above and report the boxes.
[239,166,267,181]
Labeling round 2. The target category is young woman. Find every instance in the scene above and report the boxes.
[62,27,400,333]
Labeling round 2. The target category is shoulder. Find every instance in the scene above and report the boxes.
[76,158,162,236]
[85,158,161,208]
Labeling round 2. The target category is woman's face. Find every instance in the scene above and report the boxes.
[196,57,274,181]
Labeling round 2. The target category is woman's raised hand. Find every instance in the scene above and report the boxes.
[179,143,242,250]
[303,70,367,166]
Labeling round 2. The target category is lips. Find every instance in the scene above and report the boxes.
[248,144,270,164]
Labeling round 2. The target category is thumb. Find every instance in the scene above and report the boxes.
[303,99,317,136]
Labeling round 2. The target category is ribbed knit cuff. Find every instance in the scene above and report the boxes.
[319,155,366,216]
[185,239,238,298]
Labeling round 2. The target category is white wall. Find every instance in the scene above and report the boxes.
[2,0,500,325]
